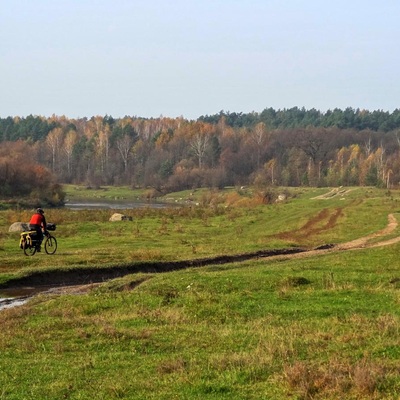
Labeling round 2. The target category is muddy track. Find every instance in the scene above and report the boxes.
[1,214,399,292]
[0,248,308,290]
[276,207,343,240]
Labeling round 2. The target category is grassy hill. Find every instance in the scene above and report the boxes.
[0,186,400,399]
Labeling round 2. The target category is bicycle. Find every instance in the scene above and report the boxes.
[19,223,57,256]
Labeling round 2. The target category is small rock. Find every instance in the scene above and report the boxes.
[277,194,286,202]
[109,213,133,222]
[9,222,30,232]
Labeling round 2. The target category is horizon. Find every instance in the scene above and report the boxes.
[2,105,399,122]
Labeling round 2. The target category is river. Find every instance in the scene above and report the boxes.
[64,199,179,210]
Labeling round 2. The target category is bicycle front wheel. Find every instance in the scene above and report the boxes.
[44,235,57,255]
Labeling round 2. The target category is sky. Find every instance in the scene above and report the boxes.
[1,0,399,120]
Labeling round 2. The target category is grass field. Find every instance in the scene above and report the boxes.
[0,186,400,399]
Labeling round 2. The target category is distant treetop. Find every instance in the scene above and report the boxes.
[198,107,400,131]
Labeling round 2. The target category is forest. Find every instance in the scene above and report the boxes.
[1,106,400,205]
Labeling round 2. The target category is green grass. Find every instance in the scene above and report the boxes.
[1,247,400,399]
[1,186,397,276]
[1,186,400,398]
[63,184,146,201]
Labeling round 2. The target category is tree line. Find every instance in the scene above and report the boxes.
[200,107,400,132]
[1,107,400,203]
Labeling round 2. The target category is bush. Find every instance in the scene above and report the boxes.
[0,142,65,207]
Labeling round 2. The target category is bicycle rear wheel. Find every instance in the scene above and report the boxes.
[44,235,57,255]
[23,241,36,256]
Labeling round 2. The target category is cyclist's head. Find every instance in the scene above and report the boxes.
[36,208,44,214]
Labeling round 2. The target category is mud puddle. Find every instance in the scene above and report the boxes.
[0,285,65,311]
[0,287,46,310]
[0,283,103,311]
[0,297,30,310]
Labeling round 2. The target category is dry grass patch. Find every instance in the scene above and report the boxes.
[157,357,188,374]
[284,358,388,399]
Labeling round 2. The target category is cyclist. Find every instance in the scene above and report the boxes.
[29,208,47,252]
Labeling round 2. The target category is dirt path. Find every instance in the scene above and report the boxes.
[1,214,399,296]
[335,213,399,250]
[311,187,356,200]
[272,213,400,261]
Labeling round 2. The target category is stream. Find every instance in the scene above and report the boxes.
[64,199,181,210]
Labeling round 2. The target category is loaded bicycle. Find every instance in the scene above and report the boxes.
[19,223,57,256]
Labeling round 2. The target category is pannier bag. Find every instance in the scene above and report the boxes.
[46,223,56,231]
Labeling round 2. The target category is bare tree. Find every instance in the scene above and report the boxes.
[190,133,210,169]
[116,134,134,174]
[375,142,386,183]
[63,130,79,177]
[249,122,268,168]
[394,129,400,148]
[95,125,111,175]
[364,136,372,157]
[46,127,63,172]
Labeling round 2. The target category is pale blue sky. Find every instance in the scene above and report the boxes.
[1,0,399,119]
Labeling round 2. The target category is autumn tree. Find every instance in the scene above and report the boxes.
[247,122,269,169]
[111,119,138,182]
[46,127,64,173]
[188,122,214,168]
[4,110,400,192]
[0,141,65,205]
[63,129,79,181]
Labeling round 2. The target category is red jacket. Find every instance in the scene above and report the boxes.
[30,212,46,227]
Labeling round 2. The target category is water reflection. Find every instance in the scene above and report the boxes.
[0,287,49,311]
[65,200,178,210]
[0,297,29,310]
[0,283,91,311]
[0,284,102,311]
